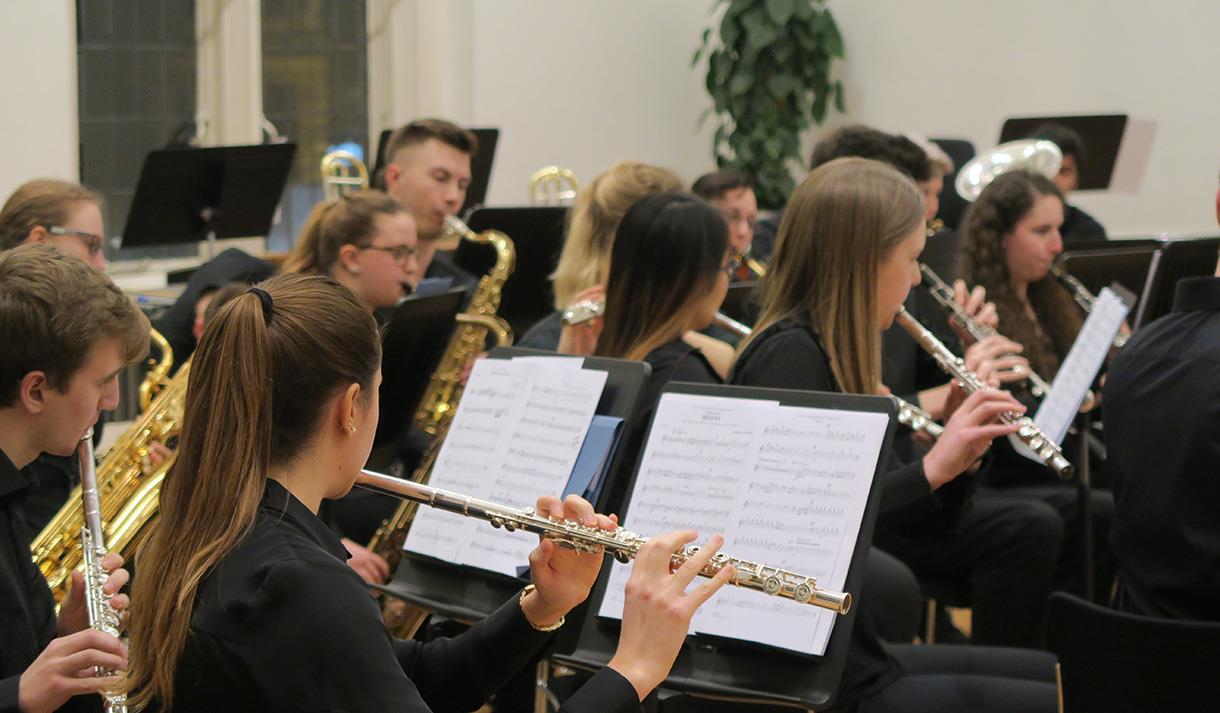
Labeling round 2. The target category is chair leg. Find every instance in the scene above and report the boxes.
[534,660,562,713]
[924,598,937,644]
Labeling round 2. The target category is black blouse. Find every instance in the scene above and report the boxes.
[165,480,639,713]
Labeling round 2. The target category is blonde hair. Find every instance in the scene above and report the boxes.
[741,158,924,395]
[0,179,102,251]
[550,161,683,309]
[282,190,404,275]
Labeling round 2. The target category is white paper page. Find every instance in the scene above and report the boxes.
[599,394,888,656]
[404,359,529,562]
[511,356,585,370]
[458,364,608,575]
[1010,288,1128,462]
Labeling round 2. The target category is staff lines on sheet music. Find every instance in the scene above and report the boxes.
[743,500,845,518]
[505,447,570,466]
[747,482,848,499]
[754,462,858,481]
[650,450,746,467]
[646,468,737,484]
[757,444,861,462]
[435,457,489,475]
[465,538,531,559]
[629,516,727,537]
[524,400,591,419]
[763,424,869,443]
[735,536,834,557]
[659,433,753,449]
[406,529,461,546]
[508,430,581,449]
[642,483,735,500]
[737,516,842,538]
[709,597,811,616]
[518,414,586,434]
[463,386,520,400]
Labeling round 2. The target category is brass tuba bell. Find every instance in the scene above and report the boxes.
[954,139,1062,201]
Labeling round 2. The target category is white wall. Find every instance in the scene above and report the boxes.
[468,0,717,205]
[460,0,1219,236]
[0,1,78,201]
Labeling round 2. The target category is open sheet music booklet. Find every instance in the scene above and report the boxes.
[403,357,607,577]
[598,392,890,656]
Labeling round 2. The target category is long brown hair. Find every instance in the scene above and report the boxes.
[282,190,404,275]
[0,179,102,250]
[550,161,684,309]
[740,158,924,395]
[594,193,728,361]
[125,274,381,709]
[959,171,1082,379]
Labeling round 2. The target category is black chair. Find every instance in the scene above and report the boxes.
[1047,592,1220,712]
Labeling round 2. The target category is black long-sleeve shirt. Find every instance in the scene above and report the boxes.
[1105,276,1220,621]
[165,479,638,712]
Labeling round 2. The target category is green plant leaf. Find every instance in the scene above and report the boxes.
[811,89,829,123]
[833,80,845,113]
[730,72,753,96]
[765,0,796,26]
[825,12,845,57]
[720,15,741,48]
[741,9,780,51]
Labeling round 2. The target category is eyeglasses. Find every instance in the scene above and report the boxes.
[47,226,104,256]
[362,244,420,264]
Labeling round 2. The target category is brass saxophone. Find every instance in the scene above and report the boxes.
[1049,263,1129,349]
[357,470,851,614]
[894,307,1074,478]
[138,327,174,411]
[32,361,190,602]
[370,215,514,635]
[76,430,128,713]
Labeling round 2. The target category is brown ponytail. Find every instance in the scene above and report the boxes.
[282,190,404,276]
[125,274,381,709]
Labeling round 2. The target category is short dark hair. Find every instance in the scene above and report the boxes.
[691,169,753,201]
[1028,123,1087,168]
[0,243,149,407]
[811,125,933,182]
[384,118,478,165]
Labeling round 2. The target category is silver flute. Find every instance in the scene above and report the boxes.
[1049,263,1129,349]
[713,313,945,441]
[919,263,1053,399]
[894,307,1075,479]
[78,430,128,713]
[355,470,851,614]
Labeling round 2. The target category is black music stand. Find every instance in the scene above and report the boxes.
[373,289,467,452]
[552,382,897,711]
[456,206,569,335]
[371,127,500,214]
[1000,115,1127,190]
[373,347,651,623]
[119,144,296,257]
[1132,236,1220,329]
[1058,240,1160,310]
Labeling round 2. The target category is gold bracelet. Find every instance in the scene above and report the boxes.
[519,584,565,632]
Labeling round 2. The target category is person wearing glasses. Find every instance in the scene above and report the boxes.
[283,189,421,585]
[284,190,420,312]
[0,179,107,270]
[691,169,759,282]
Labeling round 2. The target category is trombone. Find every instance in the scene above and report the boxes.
[321,149,370,200]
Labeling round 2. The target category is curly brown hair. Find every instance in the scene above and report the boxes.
[959,171,1082,379]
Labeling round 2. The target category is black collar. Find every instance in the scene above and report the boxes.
[0,448,36,501]
[1172,276,1220,314]
[260,479,351,561]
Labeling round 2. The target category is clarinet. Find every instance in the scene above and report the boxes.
[1049,263,1129,349]
[894,308,1075,479]
[919,263,1053,399]
[355,470,851,614]
[78,430,128,713]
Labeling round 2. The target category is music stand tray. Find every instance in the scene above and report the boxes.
[1000,114,1126,190]
[120,144,296,255]
[552,382,897,711]
[374,347,651,623]
[1133,235,1220,329]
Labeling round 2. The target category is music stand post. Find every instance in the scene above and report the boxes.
[1074,409,1095,602]
[120,144,296,257]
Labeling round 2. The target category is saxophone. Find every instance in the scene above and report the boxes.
[370,215,514,635]
[410,215,515,437]
[138,327,174,411]
[894,307,1074,478]
[77,430,128,713]
[32,360,190,602]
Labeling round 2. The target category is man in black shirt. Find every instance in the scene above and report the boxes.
[1104,189,1220,620]
[0,245,145,712]
[1027,123,1107,243]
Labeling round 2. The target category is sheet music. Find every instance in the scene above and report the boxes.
[404,359,607,576]
[598,393,888,656]
[1012,287,1128,461]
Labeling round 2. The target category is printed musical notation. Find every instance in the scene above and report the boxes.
[404,357,607,575]
[599,396,889,656]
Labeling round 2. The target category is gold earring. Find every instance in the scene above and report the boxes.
[347,421,357,434]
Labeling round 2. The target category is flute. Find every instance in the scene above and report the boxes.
[894,308,1074,479]
[355,470,851,614]
[1049,263,1129,349]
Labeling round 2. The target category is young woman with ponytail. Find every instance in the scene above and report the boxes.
[125,273,733,712]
